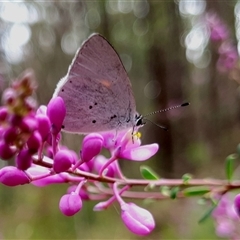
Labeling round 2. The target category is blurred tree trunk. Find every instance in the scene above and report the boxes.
[147,2,188,177]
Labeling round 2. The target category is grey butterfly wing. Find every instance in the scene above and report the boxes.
[54,33,137,134]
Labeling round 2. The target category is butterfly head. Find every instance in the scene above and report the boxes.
[134,114,146,128]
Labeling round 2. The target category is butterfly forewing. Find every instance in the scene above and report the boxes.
[54,33,137,134]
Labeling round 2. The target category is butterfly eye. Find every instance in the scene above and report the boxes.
[135,115,145,127]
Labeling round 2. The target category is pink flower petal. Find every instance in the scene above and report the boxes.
[120,143,159,161]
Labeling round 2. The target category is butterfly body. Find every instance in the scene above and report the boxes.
[54,33,139,134]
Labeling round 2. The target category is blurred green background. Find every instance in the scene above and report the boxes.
[0,1,239,239]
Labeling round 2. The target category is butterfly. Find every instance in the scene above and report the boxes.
[54,33,144,134]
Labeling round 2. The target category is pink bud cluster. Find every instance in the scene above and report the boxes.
[0,70,40,169]
[0,71,159,236]
[205,12,238,72]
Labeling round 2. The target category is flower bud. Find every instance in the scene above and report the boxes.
[68,150,78,164]
[0,141,16,160]
[121,203,155,236]
[215,220,234,238]
[36,105,47,115]
[67,185,89,200]
[31,173,68,187]
[101,132,116,149]
[234,194,240,217]
[47,97,66,134]
[78,162,90,172]
[24,96,37,112]
[0,107,8,121]
[10,115,22,126]
[59,193,82,216]
[36,114,51,140]
[2,88,17,105]
[94,155,116,177]
[47,132,61,146]
[3,127,18,144]
[27,131,42,153]
[79,188,89,200]
[46,146,53,158]
[53,150,73,173]
[81,133,103,162]
[93,201,108,211]
[19,116,38,133]
[0,166,30,186]
[16,149,32,170]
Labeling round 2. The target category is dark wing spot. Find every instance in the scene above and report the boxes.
[94,102,97,105]
[89,105,93,109]
[92,120,96,123]
[62,125,65,129]
[61,89,64,92]
[70,80,72,83]
[110,114,117,120]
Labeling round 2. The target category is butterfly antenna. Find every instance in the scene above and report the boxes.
[143,102,190,118]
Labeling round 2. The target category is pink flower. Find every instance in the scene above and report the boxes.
[98,130,159,177]
[105,130,159,161]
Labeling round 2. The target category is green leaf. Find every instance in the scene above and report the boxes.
[140,165,160,180]
[170,187,180,199]
[225,154,237,181]
[183,187,210,197]
[160,186,170,197]
[198,204,217,224]
[182,173,193,184]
